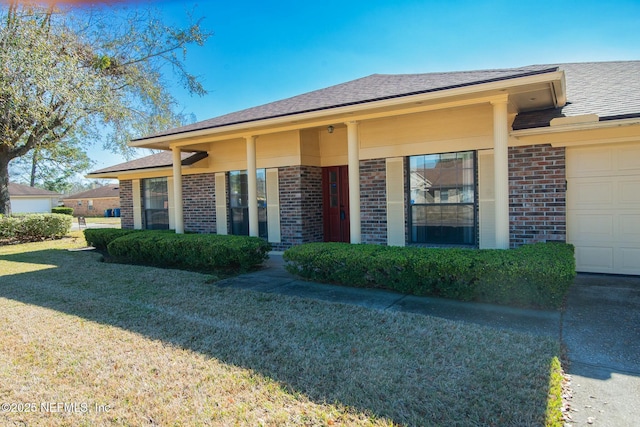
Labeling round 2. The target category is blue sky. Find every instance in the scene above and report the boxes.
[91,0,640,170]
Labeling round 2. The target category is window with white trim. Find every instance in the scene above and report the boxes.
[142,177,169,230]
[228,169,268,238]
[408,151,476,245]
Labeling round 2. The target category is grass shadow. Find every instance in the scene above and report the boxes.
[0,246,561,425]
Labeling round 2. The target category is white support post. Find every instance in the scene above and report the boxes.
[492,98,510,249]
[172,147,184,234]
[245,136,259,237]
[215,173,228,235]
[132,179,142,230]
[346,121,361,244]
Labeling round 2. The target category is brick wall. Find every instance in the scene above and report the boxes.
[119,180,134,229]
[182,173,216,234]
[360,159,388,244]
[508,144,566,247]
[121,147,565,248]
[274,165,323,251]
[63,197,119,217]
[300,166,323,244]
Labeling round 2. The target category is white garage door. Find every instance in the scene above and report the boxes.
[567,142,640,275]
[10,198,53,214]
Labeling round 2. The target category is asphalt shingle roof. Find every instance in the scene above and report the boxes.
[513,61,640,129]
[92,61,640,175]
[64,184,119,200]
[90,151,207,175]
[137,65,559,140]
[8,182,61,197]
[137,61,640,140]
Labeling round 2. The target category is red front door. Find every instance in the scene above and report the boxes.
[322,166,350,242]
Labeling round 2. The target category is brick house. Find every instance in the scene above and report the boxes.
[62,184,120,217]
[88,61,640,275]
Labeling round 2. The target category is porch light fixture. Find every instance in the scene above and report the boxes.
[327,125,334,134]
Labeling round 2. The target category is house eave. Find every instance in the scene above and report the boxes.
[552,73,566,108]
[86,165,173,180]
[511,116,640,138]
[131,70,566,150]
[9,195,60,199]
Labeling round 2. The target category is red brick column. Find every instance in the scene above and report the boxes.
[119,180,134,229]
[183,173,216,234]
[509,144,567,247]
[276,165,323,251]
[360,159,388,244]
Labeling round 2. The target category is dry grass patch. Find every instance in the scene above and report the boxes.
[84,217,121,225]
[0,237,562,426]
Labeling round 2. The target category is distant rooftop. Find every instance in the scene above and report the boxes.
[8,182,61,197]
[64,184,119,200]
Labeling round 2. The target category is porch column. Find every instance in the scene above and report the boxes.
[346,121,361,244]
[492,98,509,249]
[171,147,184,234]
[245,135,259,237]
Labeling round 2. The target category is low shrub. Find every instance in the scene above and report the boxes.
[83,228,141,251]
[283,242,575,309]
[473,242,577,308]
[0,213,72,243]
[52,207,74,215]
[106,231,271,273]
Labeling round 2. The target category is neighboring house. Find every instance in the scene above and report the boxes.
[8,182,61,214]
[88,61,640,275]
[62,184,120,217]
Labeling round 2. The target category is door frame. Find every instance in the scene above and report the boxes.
[322,166,350,242]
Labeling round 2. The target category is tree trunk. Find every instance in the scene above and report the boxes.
[30,149,38,187]
[0,157,12,216]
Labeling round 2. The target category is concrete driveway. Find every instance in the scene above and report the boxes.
[70,219,120,231]
[562,274,640,426]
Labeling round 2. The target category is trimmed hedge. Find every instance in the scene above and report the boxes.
[0,213,72,243]
[52,207,74,215]
[104,231,271,273]
[83,228,142,251]
[283,242,576,309]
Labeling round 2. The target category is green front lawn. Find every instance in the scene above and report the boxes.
[0,235,564,426]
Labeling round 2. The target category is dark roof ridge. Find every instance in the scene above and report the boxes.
[369,65,560,78]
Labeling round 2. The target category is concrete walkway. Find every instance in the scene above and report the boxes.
[562,274,640,426]
[216,253,640,426]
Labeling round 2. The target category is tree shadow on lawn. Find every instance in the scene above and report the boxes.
[0,248,560,426]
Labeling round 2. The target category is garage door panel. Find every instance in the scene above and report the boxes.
[619,180,640,206]
[575,247,614,273]
[618,248,640,275]
[620,214,640,242]
[619,146,640,173]
[567,142,640,275]
[10,198,52,214]
[570,179,613,208]
[568,213,614,241]
[567,146,614,177]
